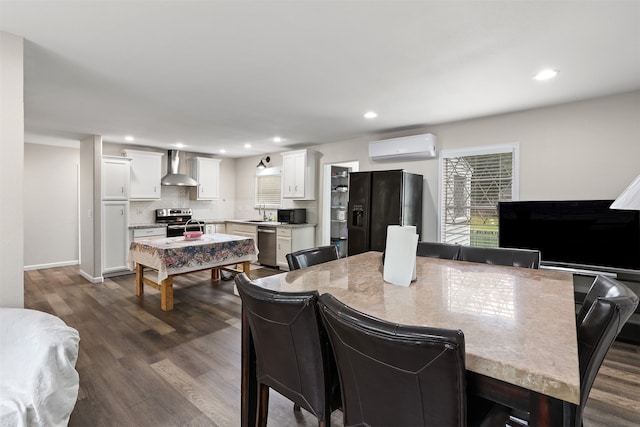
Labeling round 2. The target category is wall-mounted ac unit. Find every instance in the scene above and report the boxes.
[369,133,437,162]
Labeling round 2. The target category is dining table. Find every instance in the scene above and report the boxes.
[241,251,580,427]
[127,233,258,311]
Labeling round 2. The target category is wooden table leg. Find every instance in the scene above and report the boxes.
[241,304,259,427]
[211,267,220,280]
[160,276,174,311]
[135,263,144,296]
[242,261,250,277]
[528,391,564,427]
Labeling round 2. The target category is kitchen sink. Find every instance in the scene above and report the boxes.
[241,220,281,225]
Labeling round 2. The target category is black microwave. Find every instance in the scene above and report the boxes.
[277,208,306,224]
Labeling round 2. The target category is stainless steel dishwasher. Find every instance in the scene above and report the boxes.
[257,226,277,267]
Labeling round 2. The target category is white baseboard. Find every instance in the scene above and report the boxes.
[24,260,79,271]
[79,269,104,284]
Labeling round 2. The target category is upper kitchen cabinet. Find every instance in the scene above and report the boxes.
[281,149,317,200]
[190,157,221,200]
[123,149,163,200]
[102,156,130,200]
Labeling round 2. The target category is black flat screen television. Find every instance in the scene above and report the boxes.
[498,200,640,274]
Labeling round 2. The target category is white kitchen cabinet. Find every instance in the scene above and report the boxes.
[205,223,226,234]
[276,226,316,270]
[102,156,130,200]
[227,223,257,243]
[130,227,166,241]
[281,150,317,200]
[190,157,221,200]
[123,149,163,200]
[102,201,129,274]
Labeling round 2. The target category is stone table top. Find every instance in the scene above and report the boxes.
[252,251,580,405]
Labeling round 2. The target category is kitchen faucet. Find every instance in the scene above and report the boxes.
[262,203,268,221]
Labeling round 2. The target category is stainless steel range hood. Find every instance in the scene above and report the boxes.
[161,150,198,186]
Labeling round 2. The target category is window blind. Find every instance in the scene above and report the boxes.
[256,174,281,207]
[440,147,516,247]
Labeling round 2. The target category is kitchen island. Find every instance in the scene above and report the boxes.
[127,233,258,310]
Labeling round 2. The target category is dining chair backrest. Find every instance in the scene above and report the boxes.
[416,241,461,260]
[317,293,468,426]
[286,245,339,270]
[458,246,541,269]
[567,275,639,427]
[234,273,339,425]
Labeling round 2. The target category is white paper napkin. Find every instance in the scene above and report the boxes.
[383,225,418,286]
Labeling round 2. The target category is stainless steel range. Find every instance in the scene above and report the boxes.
[155,208,203,237]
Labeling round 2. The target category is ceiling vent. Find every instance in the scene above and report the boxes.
[369,133,437,162]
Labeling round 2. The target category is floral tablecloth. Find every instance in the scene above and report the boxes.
[127,233,258,282]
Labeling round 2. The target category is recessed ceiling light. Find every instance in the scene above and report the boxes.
[533,69,558,81]
[175,142,185,148]
[244,143,251,148]
[364,111,378,119]
[124,135,134,142]
[219,149,226,154]
[273,136,282,143]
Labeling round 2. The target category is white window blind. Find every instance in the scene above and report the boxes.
[255,173,281,207]
[440,145,518,248]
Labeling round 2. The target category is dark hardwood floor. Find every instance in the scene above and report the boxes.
[24,265,640,426]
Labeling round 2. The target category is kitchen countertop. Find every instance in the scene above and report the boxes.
[129,224,167,229]
[224,219,316,228]
[129,220,316,229]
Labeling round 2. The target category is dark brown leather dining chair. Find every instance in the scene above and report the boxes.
[234,273,340,426]
[509,275,639,427]
[286,245,339,270]
[416,241,461,259]
[317,293,509,427]
[458,246,541,269]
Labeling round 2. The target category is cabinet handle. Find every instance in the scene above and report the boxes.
[120,209,124,215]
[121,186,124,194]
[295,185,298,191]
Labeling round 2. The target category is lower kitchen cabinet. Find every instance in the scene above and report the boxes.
[227,223,257,243]
[276,226,315,270]
[205,223,226,234]
[102,201,129,275]
[130,226,166,242]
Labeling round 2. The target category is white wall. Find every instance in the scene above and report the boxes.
[234,90,640,244]
[24,143,80,269]
[79,135,102,282]
[0,32,25,308]
[235,155,284,221]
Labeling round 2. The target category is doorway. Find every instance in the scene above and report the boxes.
[321,161,359,257]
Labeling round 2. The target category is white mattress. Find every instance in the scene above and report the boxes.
[0,308,80,427]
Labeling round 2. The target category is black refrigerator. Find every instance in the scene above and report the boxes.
[347,170,423,255]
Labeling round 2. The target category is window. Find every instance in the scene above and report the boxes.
[255,167,281,208]
[439,145,519,248]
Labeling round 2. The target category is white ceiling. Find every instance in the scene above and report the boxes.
[2,1,639,157]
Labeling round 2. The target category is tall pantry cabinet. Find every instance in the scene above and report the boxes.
[102,156,130,275]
